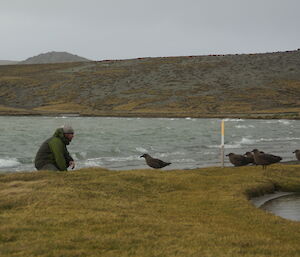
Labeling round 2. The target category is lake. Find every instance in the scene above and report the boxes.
[0,116,299,173]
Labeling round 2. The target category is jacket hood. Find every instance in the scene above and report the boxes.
[53,128,71,145]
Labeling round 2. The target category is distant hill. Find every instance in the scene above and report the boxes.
[0,60,19,65]
[0,50,299,119]
[19,51,91,64]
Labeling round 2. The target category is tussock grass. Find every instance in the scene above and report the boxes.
[1,165,300,256]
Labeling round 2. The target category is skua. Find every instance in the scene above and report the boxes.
[226,153,251,167]
[251,149,282,170]
[293,150,300,161]
[140,153,171,169]
[244,151,255,165]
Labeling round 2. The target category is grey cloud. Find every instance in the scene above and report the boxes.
[1,0,299,60]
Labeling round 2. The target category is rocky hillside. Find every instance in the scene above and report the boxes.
[19,51,90,64]
[0,50,299,118]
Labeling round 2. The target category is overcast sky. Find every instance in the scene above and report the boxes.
[1,0,299,61]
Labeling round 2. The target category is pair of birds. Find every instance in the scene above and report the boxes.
[226,151,255,166]
[226,149,283,169]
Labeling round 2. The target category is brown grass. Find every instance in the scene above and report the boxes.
[1,165,300,256]
[0,52,300,118]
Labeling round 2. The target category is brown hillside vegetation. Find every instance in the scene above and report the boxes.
[0,50,300,118]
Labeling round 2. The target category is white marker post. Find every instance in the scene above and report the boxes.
[221,119,225,167]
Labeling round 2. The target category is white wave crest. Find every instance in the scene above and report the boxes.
[257,137,300,142]
[85,155,140,166]
[0,158,21,168]
[156,152,185,158]
[235,125,255,129]
[171,158,196,163]
[207,144,223,149]
[239,137,256,144]
[224,144,241,149]
[278,119,291,125]
[136,147,148,153]
[209,144,241,149]
[103,156,139,162]
[210,137,256,149]
[223,118,245,122]
[202,151,215,155]
[84,158,103,167]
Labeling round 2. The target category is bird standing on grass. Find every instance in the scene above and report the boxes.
[140,153,171,169]
[244,152,255,165]
[293,150,300,161]
[251,149,282,170]
[226,153,250,167]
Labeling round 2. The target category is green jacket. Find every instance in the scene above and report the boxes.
[35,128,73,171]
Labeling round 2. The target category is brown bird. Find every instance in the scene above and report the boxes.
[293,150,300,161]
[140,153,171,169]
[244,152,255,165]
[251,149,282,170]
[226,153,250,167]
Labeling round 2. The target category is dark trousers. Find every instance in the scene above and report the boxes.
[38,164,59,171]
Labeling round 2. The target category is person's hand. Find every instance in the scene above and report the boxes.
[69,161,75,170]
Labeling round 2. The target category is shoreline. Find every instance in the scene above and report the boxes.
[1,111,299,120]
[250,191,295,208]
[1,161,299,175]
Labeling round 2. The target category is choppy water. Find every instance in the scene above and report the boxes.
[0,116,299,173]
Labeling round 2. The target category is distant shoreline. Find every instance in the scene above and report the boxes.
[0,111,299,120]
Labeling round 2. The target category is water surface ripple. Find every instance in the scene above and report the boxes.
[0,116,299,172]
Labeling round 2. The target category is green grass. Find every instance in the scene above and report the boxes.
[1,165,300,256]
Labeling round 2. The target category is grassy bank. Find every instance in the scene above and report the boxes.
[1,165,300,257]
[1,108,299,120]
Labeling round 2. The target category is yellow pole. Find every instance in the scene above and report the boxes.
[221,119,225,167]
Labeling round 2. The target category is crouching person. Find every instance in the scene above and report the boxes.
[35,125,75,171]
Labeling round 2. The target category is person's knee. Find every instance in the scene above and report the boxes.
[39,164,59,171]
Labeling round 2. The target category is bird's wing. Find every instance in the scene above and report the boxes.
[232,155,247,163]
[267,154,282,162]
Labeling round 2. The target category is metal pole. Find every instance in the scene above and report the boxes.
[221,119,225,167]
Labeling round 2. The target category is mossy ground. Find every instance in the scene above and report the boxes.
[1,165,300,257]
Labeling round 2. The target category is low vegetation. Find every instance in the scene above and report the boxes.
[0,50,300,118]
[1,165,300,256]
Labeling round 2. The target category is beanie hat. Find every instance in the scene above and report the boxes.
[62,125,74,134]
